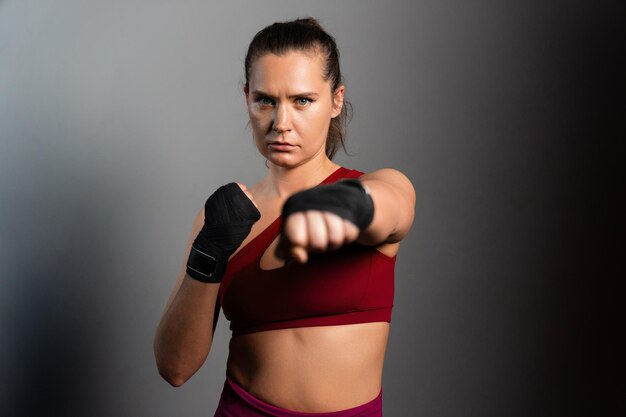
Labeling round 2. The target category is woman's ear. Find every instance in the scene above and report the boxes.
[243,85,250,109]
[331,85,345,118]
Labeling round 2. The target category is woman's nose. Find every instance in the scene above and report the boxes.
[272,104,291,132]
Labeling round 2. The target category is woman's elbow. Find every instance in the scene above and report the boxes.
[154,349,202,387]
[153,339,207,387]
[157,363,191,387]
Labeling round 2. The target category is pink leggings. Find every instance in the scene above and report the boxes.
[212,376,383,417]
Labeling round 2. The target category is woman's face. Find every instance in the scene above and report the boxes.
[245,50,344,168]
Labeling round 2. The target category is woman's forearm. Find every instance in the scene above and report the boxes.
[154,276,219,387]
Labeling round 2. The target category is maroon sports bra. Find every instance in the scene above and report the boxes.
[218,167,396,336]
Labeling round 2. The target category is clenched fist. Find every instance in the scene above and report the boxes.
[275,179,374,263]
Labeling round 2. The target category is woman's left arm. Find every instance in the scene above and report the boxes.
[277,168,416,263]
[357,168,416,245]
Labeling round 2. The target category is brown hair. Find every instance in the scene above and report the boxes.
[244,17,352,160]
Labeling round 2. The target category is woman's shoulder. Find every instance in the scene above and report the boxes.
[343,167,410,178]
[357,168,414,189]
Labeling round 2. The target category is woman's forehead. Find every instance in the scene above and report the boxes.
[248,51,329,93]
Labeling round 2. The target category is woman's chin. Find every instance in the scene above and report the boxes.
[266,154,302,168]
[268,161,301,169]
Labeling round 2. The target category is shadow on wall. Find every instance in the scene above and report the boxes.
[1,140,113,416]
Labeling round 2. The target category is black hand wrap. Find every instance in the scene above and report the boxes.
[281,179,375,230]
[186,183,260,283]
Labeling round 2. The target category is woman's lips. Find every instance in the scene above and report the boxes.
[268,142,296,151]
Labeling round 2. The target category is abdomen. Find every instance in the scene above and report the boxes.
[226,322,389,413]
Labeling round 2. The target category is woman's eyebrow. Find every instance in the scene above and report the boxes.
[288,92,319,98]
[250,90,271,96]
[251,90,319,99]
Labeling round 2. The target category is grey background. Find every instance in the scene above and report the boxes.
[1,1,624,416]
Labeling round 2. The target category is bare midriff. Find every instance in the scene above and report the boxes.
[226,321,389,413]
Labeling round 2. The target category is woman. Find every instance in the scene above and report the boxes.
[154,18,415,416]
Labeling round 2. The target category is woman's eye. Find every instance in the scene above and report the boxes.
[256,97,274,106]
[296,97,313,106]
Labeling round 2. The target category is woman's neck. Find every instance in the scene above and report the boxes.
[264,157,341,199]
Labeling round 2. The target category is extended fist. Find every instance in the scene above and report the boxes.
[276,210,360,263]
[275,179,374,264]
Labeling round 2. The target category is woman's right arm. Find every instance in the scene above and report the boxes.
[153,207,219,387]
[153,183,260,387]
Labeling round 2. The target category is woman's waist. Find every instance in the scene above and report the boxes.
[225,322,388,412]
